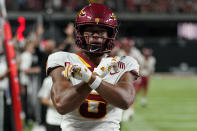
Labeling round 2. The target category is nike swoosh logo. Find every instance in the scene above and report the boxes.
[90,48,98,52]
[110,71,119,75]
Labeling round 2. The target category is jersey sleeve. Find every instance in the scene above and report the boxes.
[46,51,68,76]
[122,56,140,79]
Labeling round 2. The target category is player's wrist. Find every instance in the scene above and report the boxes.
[84,72,93,83]
[93,67,104,77]
[88,74,102,90]
[87,73,95,84]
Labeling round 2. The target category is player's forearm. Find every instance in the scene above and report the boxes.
[96,81,135,110]
[51,82,91,115]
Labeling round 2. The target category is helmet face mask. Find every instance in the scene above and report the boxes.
[75,3,118,54]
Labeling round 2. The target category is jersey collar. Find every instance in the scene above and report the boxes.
[76,53,96,71]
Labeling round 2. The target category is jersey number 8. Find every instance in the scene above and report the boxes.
[78,94,108,119]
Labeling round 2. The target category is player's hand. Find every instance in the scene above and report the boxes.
[71,64,93,83]
[63,63,92,83]
[94,56,119,78]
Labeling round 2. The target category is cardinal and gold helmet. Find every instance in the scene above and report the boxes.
[75,3,118,54]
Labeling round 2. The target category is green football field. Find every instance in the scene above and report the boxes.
[121,75,197,131]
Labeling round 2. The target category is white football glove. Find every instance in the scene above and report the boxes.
[94,56,120,77]
[63,63,92,83]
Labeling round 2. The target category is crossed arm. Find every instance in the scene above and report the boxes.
[50,66,91,114]
[50,66,136,115]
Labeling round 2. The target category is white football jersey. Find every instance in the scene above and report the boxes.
[140,56,156,76]
[46,51,139,131]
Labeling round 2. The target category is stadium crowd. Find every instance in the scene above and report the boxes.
[6,0,197,13]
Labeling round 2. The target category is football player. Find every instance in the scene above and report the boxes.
[46,3,139,131]
[118,37,143,121]
[137,47,156,106]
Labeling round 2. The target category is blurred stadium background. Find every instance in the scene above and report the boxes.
[0,0,197,131]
